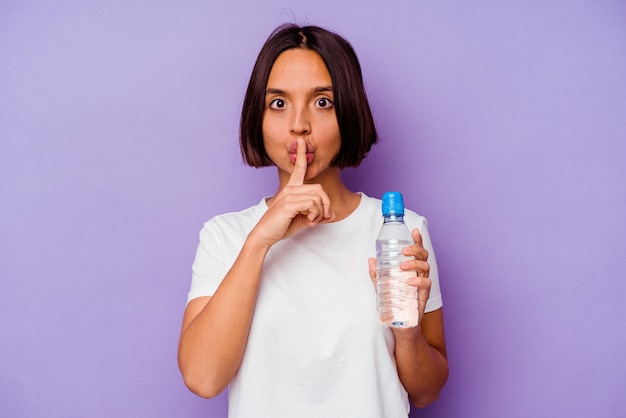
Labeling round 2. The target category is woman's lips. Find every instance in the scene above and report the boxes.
[289,152,314,164]
[288,140,314,164]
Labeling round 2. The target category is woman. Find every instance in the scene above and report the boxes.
[178,24,448,417]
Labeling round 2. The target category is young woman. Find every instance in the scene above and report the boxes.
[178,24,448,417]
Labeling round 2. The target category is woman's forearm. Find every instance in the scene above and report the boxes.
[177,237,269,398]
[393,310,449,408]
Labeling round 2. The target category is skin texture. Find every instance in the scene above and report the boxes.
[178,48,448,407]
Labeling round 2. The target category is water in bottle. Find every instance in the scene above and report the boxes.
[376,191,419,328]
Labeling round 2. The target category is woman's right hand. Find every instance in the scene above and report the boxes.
[250,138,334,248]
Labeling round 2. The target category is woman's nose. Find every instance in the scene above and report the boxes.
[289,106,311,136]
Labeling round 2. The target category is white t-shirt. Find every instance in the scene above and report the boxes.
[188,193,443,418]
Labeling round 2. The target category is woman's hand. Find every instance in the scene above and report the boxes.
[368,228,432,329]
[250,138,334,248]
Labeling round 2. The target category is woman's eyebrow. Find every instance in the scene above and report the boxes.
[265,86,333,95]
[266,88,286,95]
[314,86,333,93]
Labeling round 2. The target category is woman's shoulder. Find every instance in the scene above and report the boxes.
[358,192,381,210]
[201,198,267,234]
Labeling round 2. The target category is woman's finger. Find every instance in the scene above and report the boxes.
[287,138,307,186]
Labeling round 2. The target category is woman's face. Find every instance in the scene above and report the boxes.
[262,48,341,182]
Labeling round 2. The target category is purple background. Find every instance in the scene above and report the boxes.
[2,1,625,417]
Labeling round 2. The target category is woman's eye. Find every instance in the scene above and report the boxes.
[269,99,285,109]
[316,98,333,109]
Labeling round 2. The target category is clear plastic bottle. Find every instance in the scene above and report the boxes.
[376,191,419,328]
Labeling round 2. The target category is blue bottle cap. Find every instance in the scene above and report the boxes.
[382,191,405,216]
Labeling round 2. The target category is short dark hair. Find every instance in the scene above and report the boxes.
[240,24,378,168]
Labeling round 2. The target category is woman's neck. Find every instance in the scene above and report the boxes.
[271,167,361,222]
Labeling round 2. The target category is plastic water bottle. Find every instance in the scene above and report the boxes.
[376,191,419,328]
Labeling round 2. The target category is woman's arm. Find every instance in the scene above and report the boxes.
[178,139,333,398]
[177,235,270,398]
[393,308,448,407]
[394,228,448,407]
[368,227,448,407]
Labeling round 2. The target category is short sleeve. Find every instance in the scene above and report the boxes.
[187,220,227,304]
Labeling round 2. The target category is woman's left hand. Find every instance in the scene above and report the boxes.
[368,228,432,329]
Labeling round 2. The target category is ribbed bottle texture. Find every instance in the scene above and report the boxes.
[376,192,419,328]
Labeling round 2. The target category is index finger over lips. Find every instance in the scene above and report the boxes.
[287,138,307,186]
